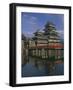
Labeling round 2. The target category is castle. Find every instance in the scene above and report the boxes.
[22,22,64,64]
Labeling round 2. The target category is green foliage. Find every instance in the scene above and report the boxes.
[49,56,55,62]
[60,56,64,61]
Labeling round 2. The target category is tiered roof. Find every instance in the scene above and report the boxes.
[31,22,63,49]
[33,22,60,43]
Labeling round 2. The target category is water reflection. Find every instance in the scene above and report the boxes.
[22,56,64,77]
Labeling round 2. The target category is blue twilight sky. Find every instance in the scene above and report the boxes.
[21,12,64,39]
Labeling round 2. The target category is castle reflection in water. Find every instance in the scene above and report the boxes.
[21,22,64,77]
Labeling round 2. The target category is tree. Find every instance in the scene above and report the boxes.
[22,33,26,40]
[32,30,40,46]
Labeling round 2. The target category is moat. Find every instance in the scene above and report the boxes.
[22,56,64,77]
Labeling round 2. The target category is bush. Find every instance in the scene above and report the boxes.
[49,56,56,62]
[60,56,64,61]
